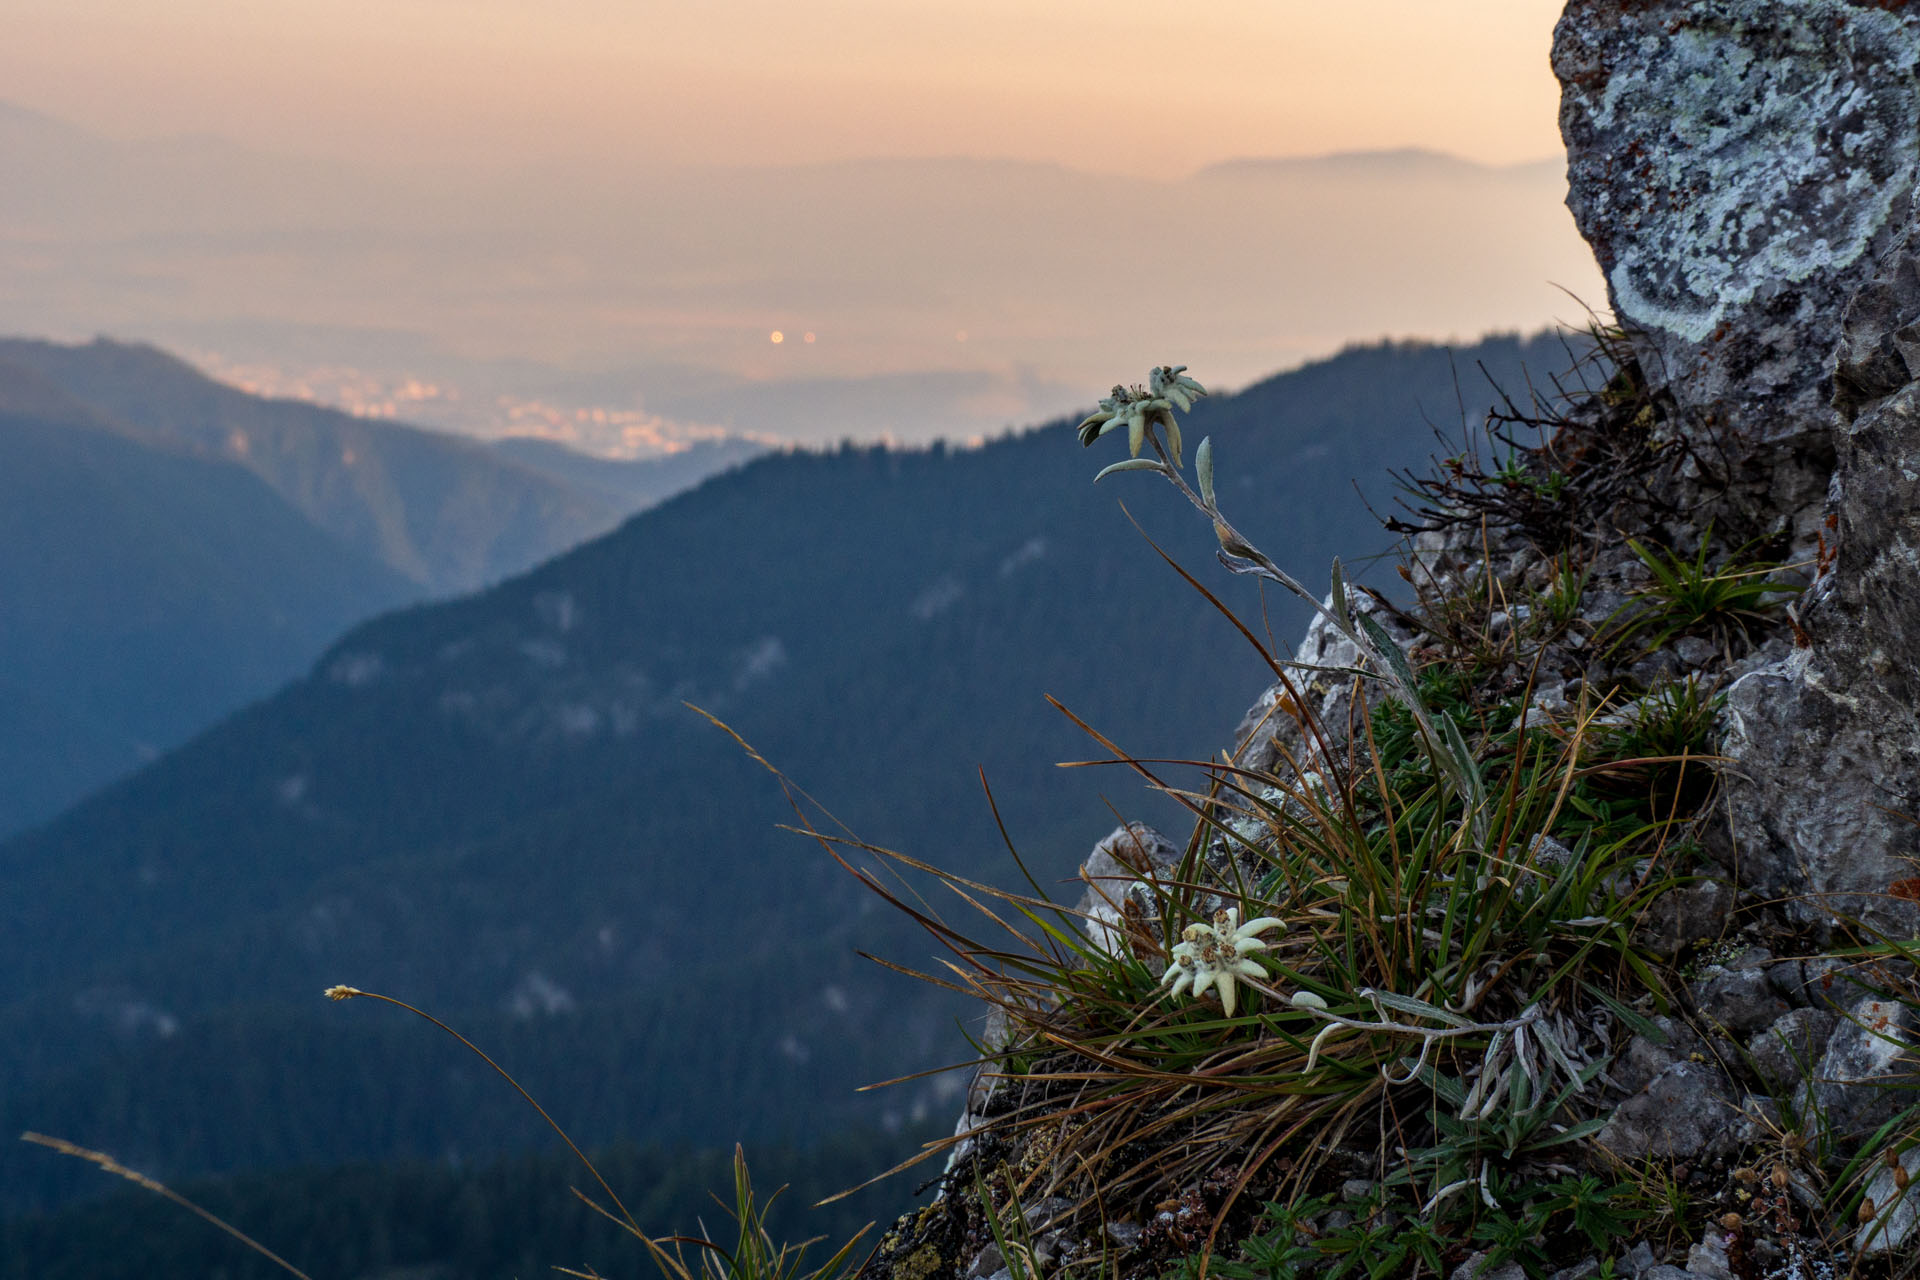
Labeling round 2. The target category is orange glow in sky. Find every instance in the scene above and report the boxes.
[2,0,1569,174]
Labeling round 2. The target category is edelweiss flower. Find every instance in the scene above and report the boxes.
[1161,906,1284,1017]
[1149,364,1207,413]
[1076,367,1208,461]
[1076,387,1163,457]
[1077,388,1122,445]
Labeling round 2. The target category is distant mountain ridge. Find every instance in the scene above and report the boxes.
[1196,147,1563,182]
[0,332,1582,1212]
[492,435,768,510]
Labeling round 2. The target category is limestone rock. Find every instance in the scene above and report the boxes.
[1796,995,1920,1143]
[1611,1015,1710,1095]
[1856,1146,1920,1255]
[1081,822,1181,897]
[1597,1059,1740,1160]
[1720,226,1920,935]
[1228,681,1297,775]
[1684,1231,1735,1280]
[1451,1253,1526,1280]
[1766,954,1852,1010]
[1548,1261,1600,1280]
[1691,946,1789,1037]
[1747,1006,1839,1089]
[1074,822,1182,959]
[1631,879,1732,960]
[1617,1242,1657,1278]
[1554,0,1920,445]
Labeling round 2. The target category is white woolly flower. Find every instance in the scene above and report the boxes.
[1148,364,1207,412]
[1076,366,1207,462]
[1161,906,1284,1018]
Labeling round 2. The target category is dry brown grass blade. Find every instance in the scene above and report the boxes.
[21,1132,314,1280]
[1115,503,1346,769]
[810,1136,970,1206]
[791,826,1084,922]
[1045,696,1216,837]
[1116,500,1287,681]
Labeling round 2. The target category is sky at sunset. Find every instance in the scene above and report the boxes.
[4,1,1568,172]
[0,0,1599,451]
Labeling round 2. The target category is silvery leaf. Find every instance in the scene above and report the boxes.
[1093,458,1164,483]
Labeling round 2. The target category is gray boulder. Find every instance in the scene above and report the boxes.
[1597,1059,1741,1160]
[1747,1006,1839,1090]
[1720,228,1920,936]
[1691,947,1789,1037]
[1796,995,1919,1144]
[1856,1146,1920,1255]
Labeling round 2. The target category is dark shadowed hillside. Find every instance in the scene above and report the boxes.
[0,337,630,594]
[0,359,421,835]
[0,333,1583,1215]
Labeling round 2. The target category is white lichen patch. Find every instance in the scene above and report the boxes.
[1583,0,1920,341]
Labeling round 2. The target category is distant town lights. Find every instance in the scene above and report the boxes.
[769,330,784,343]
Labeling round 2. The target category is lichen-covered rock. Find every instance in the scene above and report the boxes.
[1558,5,1920,937]
[1554,0,1920,445]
